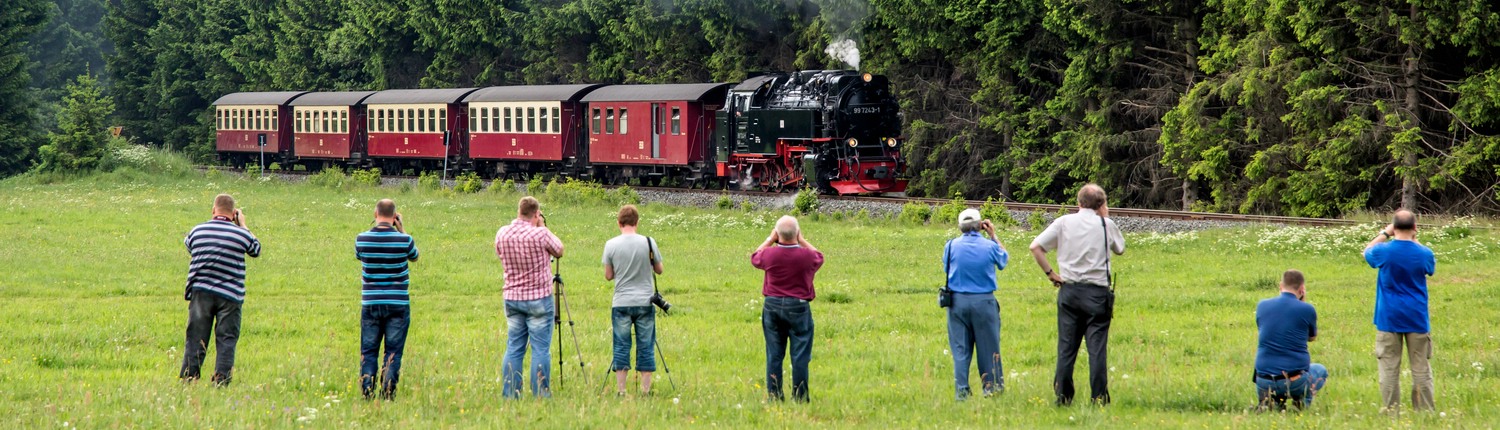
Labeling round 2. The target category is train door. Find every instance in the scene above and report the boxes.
[651,103,663,159]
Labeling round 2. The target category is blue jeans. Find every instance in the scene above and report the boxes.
[763,296,814,402]
[948,292,1002,399]
[1255,363,1329,409]
[611,306,656,372]
[360,304,410,399]
[502,297,554,398]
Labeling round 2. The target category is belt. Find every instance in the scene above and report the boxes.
[1062,281,1108,289]
[1256,370,1304,381]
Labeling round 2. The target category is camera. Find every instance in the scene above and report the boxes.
[650,292,672,313]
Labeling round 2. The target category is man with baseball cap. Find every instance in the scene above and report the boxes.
[942,208,1009,400]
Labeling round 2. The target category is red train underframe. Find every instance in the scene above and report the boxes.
[720,138,907,194]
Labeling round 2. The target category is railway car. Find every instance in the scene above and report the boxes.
[288,91,377,170]
[462,84,604,179]
[715,71,907,194]
[212,91,307,167]
[363,88,478,173]
[581,83,731,188]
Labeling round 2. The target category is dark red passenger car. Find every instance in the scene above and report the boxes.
[462,84,604,178]
[212,91,306,166]
[363,88,478,172]
[289,91,377,170]
[580,83,730,187]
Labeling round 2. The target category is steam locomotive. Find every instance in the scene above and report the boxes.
[212,71,907,194]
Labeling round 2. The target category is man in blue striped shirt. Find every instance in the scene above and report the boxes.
[180,194,261,386]
[356,199,419,400]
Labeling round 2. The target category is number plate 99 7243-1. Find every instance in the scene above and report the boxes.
[851,107,881,114]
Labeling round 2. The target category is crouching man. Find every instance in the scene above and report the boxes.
[1254,269,1329,410]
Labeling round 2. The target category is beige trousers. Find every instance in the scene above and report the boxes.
[1375,331,1435,411]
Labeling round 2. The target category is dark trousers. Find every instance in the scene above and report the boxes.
[180,292,242,385]
[360,304,411,400]
[1055,283,1114,405]
[763,296,814,402]
[948,292,1002,399]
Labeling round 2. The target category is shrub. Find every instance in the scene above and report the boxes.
[526,178,547,195]
[980,197,1017,228]
[1028,208,1048,230]
[545,180,609,204]
[488,178,516,194]
[454,171,484,193]
[350,168,382,187]
[37,73,112,173]
[741,200,756,212]
[716,194,733,210]
[613,185,641,205]
[307,168,347,189]
[794,187,820,215]
[268,162,283,171]
[417,171,441,190]
[932,193,966,224]
[244,164,263,178]
[854,208,872,223]
[899,202,932,225]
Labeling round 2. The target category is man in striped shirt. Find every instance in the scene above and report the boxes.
[180,193,261,386]
[494,196,564,398]
[356,199,419,400]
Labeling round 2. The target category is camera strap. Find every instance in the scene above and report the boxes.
[1101,215,1114,293]
[943,239,953,290]
[646,235,659,295]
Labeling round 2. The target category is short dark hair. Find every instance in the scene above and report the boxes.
[518,196,540,217]
[1281,269,1305,289]
[214,194,235,213]
[376,199,396,217]
[617,204,639,226]
[1393,210,1417,231]
[1077,184,1106,210]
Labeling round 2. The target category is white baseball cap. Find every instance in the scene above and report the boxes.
[958,208,982,225]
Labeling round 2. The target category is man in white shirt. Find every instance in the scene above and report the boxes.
[1029,183,1126,406]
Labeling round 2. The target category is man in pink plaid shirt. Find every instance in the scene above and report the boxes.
[494,196,565,398]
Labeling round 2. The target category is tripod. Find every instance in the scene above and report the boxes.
[552,257,588,391]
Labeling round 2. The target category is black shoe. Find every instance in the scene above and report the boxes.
[1056,397,1074,407]
[210,373,231,388]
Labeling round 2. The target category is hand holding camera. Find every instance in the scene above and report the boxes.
[534,212,547,228]
[233,209,247,228]
[393,212,405,233]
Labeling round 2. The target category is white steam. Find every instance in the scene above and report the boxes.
[824,39,861,70]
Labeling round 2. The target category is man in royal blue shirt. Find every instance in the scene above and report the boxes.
[1254,270,1327,410]
[943,209,1009,400]
[1363,209,1437,412]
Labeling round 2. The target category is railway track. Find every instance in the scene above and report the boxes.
[198,165,1363,227]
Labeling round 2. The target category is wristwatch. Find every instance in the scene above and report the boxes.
[1381,231,1392,238]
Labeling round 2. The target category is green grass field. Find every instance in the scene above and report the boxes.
[2,172,1497,428]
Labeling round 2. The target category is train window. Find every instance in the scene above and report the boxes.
[426,108,435,133]
[527,107,536,133]
[653,105,662,134]
[439,108,446,132]
[619,109,628,134]
[478,108,488,132]
[552,107,561,133]
[671,107,681,135]
[605,108,615,134]
[340,110,347,133]
[272,110,278,131]
[262,110,269,130]
[369,110,375,132]
[404,109,413,133]
[592,108,600,134]
[539,107,549,133]
[469,108,478,131]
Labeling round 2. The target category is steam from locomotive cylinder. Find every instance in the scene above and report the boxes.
[824,39,860,70]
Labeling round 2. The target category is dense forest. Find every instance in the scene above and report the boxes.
[3,0,1499,216]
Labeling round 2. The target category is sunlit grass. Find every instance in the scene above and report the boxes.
[0,173,1497,428]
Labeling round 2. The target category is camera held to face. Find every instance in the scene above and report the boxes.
[650,292,672,313]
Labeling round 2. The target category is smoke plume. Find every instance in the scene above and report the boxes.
[824,38,860,70]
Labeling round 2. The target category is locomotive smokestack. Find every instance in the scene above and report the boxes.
[824,39,861,70]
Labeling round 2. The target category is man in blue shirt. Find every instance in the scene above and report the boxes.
[355,199,419,400]
[1363,210,1437,412]
[942,209,1009,400]
[1254,270,1328,410]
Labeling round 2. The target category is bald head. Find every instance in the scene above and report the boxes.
[1393,210,1417,231]
[376,199,396,218]
[1077,184,1106,210]
[213,194,236,216]
[775,215,800,242]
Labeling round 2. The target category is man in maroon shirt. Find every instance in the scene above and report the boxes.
[751,215,824,402]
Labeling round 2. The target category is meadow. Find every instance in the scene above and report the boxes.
[1,171,1497,429]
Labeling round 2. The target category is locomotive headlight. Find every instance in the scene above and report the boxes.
[846,138,859,147]
[884,137,898,147]
[862,73,873,82]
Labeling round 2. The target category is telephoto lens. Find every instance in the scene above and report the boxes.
[650,293,672,313]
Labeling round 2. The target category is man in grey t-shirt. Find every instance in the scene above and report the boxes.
[601,205,664,395]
